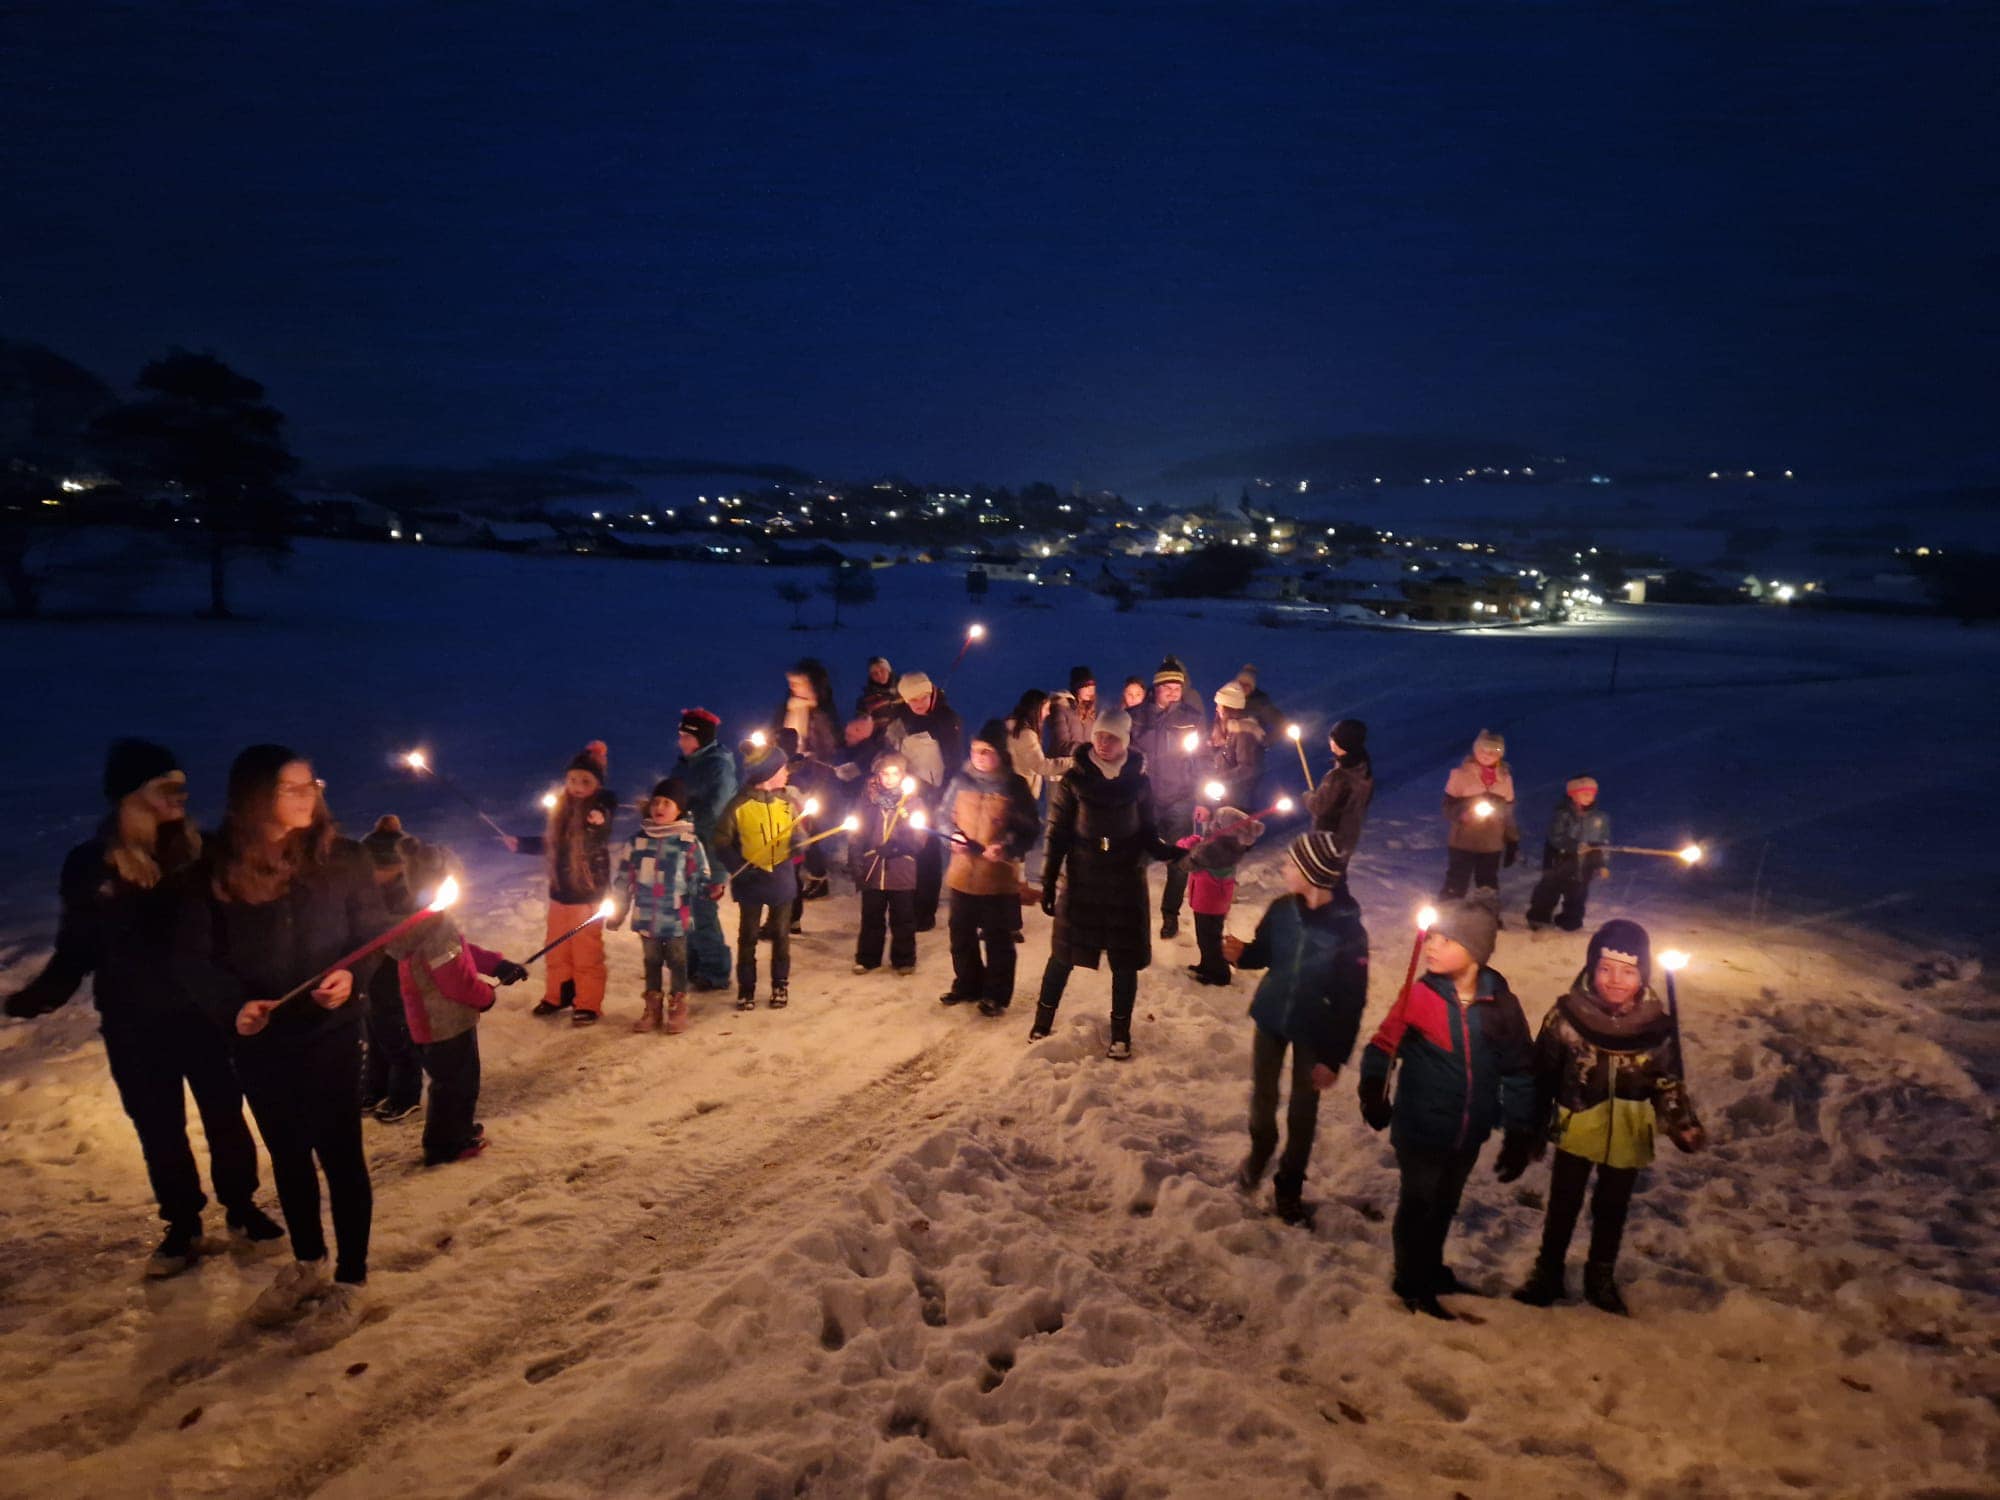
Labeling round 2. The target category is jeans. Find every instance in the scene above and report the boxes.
[1539,1149,1638,1267]
[236,1023,372,1283]
[421,1029,482,1165]
[1391,1142,1481,1294]
[948,890,1017,1005]
[857,888,917,970]
[1244,1026,1322,1198]
[641,934,689,993]
[734,898,792,997]
[101,1009,261,1226]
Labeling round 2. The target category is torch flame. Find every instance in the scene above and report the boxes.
[1417,904,1438,931]
[1275,796,1294,814]
[1181,730,1200,754]
[540,791,559,811]
[1679,844,1704,864]
[900,775,919,796]
[749,730,768,749]
[967,623,986,640]
[403,750,429,772]
[1660,949,1690,972]
[841,814,861,832]
[802,797,821,818]
[911,809,928,829]
[1473,799,1495,819]
[1203,780,1226,801]
[1285,723,1302,742]
[427,876,461,912]
[596,897,617,920]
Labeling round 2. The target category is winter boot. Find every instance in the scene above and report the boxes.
[939,989,971,1005]
[976,997,1010,1018]
[570,1007,600,1028]
[531,994,572,1017]
[1583,1260,1629,1316]
[226,1204,286,1245]
[1512,1257,1566,1307]
[768,985,789,1009]
[1106,994,1135,1061]
[1233,1160,1261,1195]
[147,1218,203,1279]
[735,991,758,1012]
[1159,912,1180,940]
[1399,1288,1457,1321]
[1026,1002,1058,1042]
[1273,1192,1315,1229]
[248,1257,330,1326]
[632,989,665,1033]
[664,992,689,1034]
[293,1280,367,1353]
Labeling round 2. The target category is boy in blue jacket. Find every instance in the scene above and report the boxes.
[1358,896,1539,1319]
[1227,832,1370,1227]
[1526,775,1611,932]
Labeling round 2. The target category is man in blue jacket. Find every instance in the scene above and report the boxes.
[1228,832,1370,1227]
[1358,896,1539,1319]
[673,708,738,991]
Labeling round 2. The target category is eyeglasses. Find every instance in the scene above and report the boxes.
[275,779,325,800]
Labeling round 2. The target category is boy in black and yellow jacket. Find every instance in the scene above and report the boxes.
[715,739,799,1011]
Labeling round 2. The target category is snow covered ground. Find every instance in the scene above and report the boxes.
[1,542,1995,1499]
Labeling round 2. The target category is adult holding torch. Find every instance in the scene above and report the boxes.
[939,722,1041,1016]
[1513,921,1705,1316]
[174,745,394,1349]
[1129,655,1206,940]
[1439,730,1518,902]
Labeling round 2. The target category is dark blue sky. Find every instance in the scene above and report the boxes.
[4,2,1995,486]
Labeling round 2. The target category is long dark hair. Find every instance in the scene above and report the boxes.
[787,658,836,713]
[1007,689,1048,735]
[213,743,337,904]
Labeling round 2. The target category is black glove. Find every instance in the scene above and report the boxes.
[1503,840,1520,869]
[1358,1074,1393,1132]
[1040,884,1058,917]
[1493,1131,1541,1182]
[493,960,529,986]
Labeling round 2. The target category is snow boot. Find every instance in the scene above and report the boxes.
[664,992,689,1034]
[226,1204,286,1246]
[734,991,758,1012]
[1106,993,1134,1061]
[1583,1260,1629,1316]
[1233,1160,1261,1196]
[1273,1192,1315,1229]
[1393,1279,1457,1321]
[1027,1002,1057,1042]
[248,1257,330,1326]
[147,1218,203,1279]
[373,1098,420,1124]
[1512,1257,1566,1307]
[939,989,972,1006]
[1159,912,1180,940]
[976,997,1010,1018]
[531,995,572,1017]
[293,1280,367,1353]
[570,1007,600,1028]
[852,962,874,974]
[632,989,665,1034]
[768,985,789,1009]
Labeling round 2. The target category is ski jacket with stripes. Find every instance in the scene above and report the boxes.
[1360,967,1537,1151]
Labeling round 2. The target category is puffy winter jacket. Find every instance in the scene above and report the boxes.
[6,821,207,1028]
[1442,758,1518,854]
[1360,967,1537,1152]
[1238,890,1370,1065]
[716,788,799,906]
[848,788,926,892]
[1176,823,1262,917]
[942,766,1039,897]
[1209,717,1266,808]
[1044,691,1097,758]
[1531,980,1700,1169]
[614,820,714,938]
[1131,698,1208,812]
[674,740,739,854]
[1307,754,1373,855]
[1042,748,1179,971]
[388,914,502,1045]
[1542,800,1611,871]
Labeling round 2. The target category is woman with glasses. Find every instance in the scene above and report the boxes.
[176,744,391,1350]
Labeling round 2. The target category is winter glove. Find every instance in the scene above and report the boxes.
[1357,1074,1393,1132]
[705,883,726,901]
[1503,840,1520,869]
[1040,884,1058,917]
[1492,1130,1542,1182]
[1670,1124,1707,1154]
[493,961,529,986]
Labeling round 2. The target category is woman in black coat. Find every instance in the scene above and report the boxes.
[1030,709,1184,1060]
[176,744,391,1349]
[4,740,280,1277]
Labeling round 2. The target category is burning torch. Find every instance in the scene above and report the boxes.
[521,894,616,966]
[941,623,987,689]
[1400,904,1439,1005]
[1285,723,1312,789]
[398,750,513,842]
[272,876,461,1009]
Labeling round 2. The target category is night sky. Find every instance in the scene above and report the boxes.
[4,2,1995,486]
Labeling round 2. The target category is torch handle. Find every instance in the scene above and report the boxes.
[1397,928,1425,1007]
[520,914,606,967]
[419,767,514,842]
[273,908,437,1007]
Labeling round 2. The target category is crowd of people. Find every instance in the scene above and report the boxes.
[5,650,1702,1345]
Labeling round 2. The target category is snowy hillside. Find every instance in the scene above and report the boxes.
[0,542,1994,1499]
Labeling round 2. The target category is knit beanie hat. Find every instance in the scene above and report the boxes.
[1214,682,1248,711]
[648,777,687,814]
[1432,894,1501,966]
[361,813,414,868]
[1566,774,1599,796]
[1237,663,1258,684]
[1152,654,1189,687]
[567,741,608,783]
[1288,831,1347,889]
[102,738,180,804]
[1587,918,1652,988]
[1473,728,1505,757]
[679,708,720,746]
[1093,707,1133,749]
[1330,719,1368,754]
[898,670,935,704]
[1069,664,1095,693]
[1212,806,1265,842]
[739,738,786,787]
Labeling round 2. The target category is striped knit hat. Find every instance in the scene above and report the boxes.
[1288,831,1347,889]
[1566,774,1598,796]
[1152,654,1189,687]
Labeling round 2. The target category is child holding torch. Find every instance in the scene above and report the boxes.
[1525,775,1611,932]
[1179,804,1266,986]
[1439,730,1518,902]
[506,742,619,1026]
[939,722,1041,1015]
[847,752,927,976]
[715,737,799,1010]
[1513,919,1705,1315]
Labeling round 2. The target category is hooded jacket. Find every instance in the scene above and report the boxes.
[613,818,714,938]
[848,784,927,892]
[1531,979,1700,1168]
[1238,888,1370,1065]
[1360,966,1537,1152]
[673,738,740,855]
[1307,752,1374,855]
[387,913,503,1045]
[941,761,1040,897]
[1543,799,1611,871]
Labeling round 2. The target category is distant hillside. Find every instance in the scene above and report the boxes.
[1156,434,1567,487]
[322,452,818,514]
